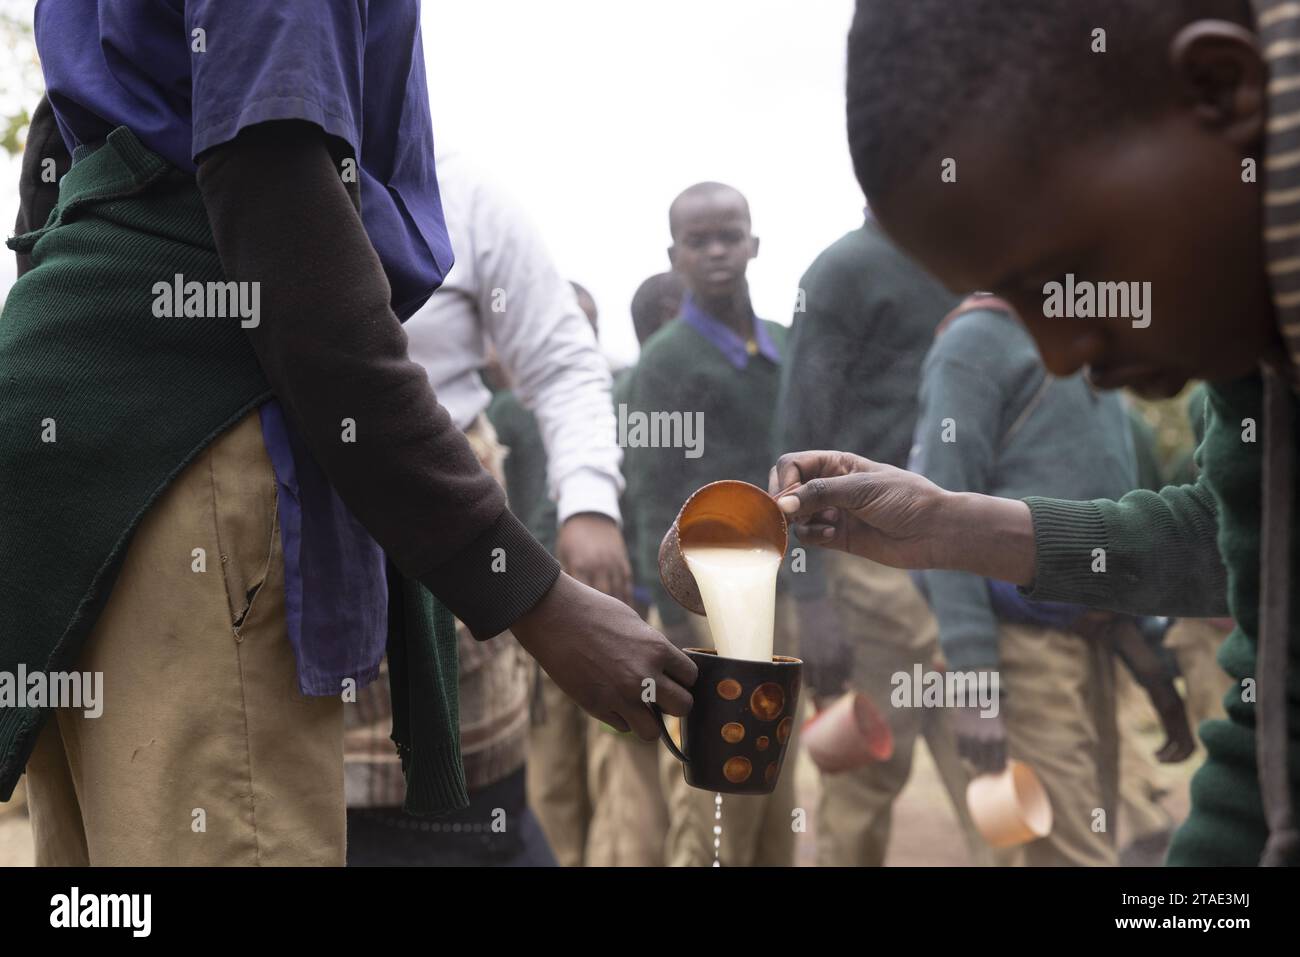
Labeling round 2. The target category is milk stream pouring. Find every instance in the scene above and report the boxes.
[681,544,782,662]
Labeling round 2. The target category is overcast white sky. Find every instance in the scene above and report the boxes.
[420,0,862,363]
[2,1,864,363]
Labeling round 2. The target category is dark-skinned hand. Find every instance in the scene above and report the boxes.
[953,705,1008,775]
[555,512,632,606]
[1083,614,1196,764]
[511,572,697,739]
[769,451,948,569]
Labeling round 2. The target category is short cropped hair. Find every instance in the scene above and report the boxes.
[846,0,1251,201]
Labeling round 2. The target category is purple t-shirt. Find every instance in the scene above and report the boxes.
[34,0,444,694]
[36,0,450,317]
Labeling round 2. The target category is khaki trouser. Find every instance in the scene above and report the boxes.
[525,670,592,866]
[583,605,672,867]
[1116,666,1173,843]
[585,718,670,866]
[25,409,345,866]
[1115,617,1234,847]
[0,779,24,820]
[658,594,800,867]
[999,622,1119,867]
[815,552,994,866]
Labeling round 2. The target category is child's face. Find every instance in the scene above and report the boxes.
[873,109,1279,398]
[668,193,758,303]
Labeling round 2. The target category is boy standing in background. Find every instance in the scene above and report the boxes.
[625,183,797,866]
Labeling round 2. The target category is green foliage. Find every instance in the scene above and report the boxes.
[1,105,29,157]
[0,5,39,158]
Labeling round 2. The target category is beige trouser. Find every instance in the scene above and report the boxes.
[658,594,800,867]
[1115,617,1234,846]
[525,670,592,866]
[583,605,672,867]
[585,718,670,866]
[999,622,1119,867]
[25,408,345,866]
[815,552,994,866]
[1116,666,1172,842]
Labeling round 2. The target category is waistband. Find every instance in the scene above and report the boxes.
[59,126,171,205]
[7,126,176,259]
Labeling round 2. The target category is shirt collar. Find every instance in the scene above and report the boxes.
[680,293,779,370]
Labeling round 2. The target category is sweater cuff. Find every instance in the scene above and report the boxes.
[556,467,622,527]
[1021,496,1112,606]
[419,509,561,640]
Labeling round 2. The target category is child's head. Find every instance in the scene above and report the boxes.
[847,0,1280,397]
[667,182,759,306]
[631,270,687,344]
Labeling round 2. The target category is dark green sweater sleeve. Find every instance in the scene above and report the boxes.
[625,355,690,627]
[612,370,645,594]
[1022,468,1229,617]
[773,292,840,601]
[915,354,1012,670]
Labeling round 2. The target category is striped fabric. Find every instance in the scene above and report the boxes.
[1258,0,1300,385]
[1251,0,1299,866]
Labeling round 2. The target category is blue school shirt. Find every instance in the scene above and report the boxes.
[34,0,448,694]
[680,294,780,369]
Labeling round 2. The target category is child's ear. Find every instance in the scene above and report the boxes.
[749,235,760,259]
[667,243,678,269]
[1169,20,1266,148]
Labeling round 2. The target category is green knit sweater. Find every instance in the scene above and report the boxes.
[1026,374,1300,864]
[0,127,467,815]
[915,309,1137,671]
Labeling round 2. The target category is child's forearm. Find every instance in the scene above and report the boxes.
[934,492,1037,587]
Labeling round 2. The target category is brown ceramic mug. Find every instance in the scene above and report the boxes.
[658,480,788,615]
[653,648,802,795]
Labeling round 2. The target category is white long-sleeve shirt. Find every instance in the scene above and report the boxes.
[404,151,623,526]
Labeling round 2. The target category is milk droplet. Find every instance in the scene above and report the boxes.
[713,792,724,868]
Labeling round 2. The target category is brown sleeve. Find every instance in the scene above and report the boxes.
[195,119,559,637]
[14,95,71,277]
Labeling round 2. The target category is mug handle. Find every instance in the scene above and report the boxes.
[651,704,688,763]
